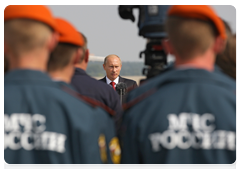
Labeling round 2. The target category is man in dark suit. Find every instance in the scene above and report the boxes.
[70,34,123,133]
[99,54,138,104]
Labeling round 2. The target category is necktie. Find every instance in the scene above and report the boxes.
[110,82,116,90]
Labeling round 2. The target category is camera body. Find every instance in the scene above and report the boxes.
[140,39,167,79]
[119,5,171,79]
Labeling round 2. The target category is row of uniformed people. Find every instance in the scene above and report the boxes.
[4,5,236,164]
[4,5,120,164]
[120,5,236,164]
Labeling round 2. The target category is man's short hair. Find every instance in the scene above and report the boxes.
[78,33,87,64]
[234,33,238,40]
[216,34,236,80]
[104,54,122,65]
[165,17,218,59]
[222,19,232,39]
[47,43,79,72]
[4,55,9,74]
[4,19,52,56]
[215,19,235,79]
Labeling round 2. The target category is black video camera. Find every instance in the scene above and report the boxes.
[118,5,171,80]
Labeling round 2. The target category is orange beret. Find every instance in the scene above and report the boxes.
[55,18,84,47]
[4,5,57,31]
[168,5,226,40]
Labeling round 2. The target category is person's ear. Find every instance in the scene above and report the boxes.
[103,64,106,71]
[162,39,174,55]
[85,49,89,63]
[213,36,226,54]
[73,48,82,65]
[47,31,59,52]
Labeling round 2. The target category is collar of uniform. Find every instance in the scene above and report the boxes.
[4,69,58,87]
[54,80,77,91]
[5,69,51,81]
[106,76,119,85]
[74,67,87,76]
[127,68,235,103]
[52,78,64,82]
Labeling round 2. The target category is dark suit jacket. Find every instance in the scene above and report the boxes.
[71,68,123,131]
[99,76,138,104]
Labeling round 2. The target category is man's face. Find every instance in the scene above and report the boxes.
[103,56,122,81]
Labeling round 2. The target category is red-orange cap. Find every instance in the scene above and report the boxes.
[168,5,226,40]
[4,5,57,31]
[55,18,84,47]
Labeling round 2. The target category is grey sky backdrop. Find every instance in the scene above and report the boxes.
[48,5,236,62]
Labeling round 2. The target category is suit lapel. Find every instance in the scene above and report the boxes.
[119,76,124,83]
[99,76,107,83]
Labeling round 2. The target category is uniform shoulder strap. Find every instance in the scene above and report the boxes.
[122,88,157,111]
[61,84,115,116]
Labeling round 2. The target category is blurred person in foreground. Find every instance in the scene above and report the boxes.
[70,34,123,134]
[120,5,236,164]
[4,5,117,164]
[126,19,236,101]
[46,17,120,164]
[99,54,138,104]
[215,20,236,80]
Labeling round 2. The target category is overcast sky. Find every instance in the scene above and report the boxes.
[48,5,236,62]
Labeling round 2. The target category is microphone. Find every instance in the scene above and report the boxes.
[116,82,127,104]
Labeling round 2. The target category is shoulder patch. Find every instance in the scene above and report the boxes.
[109,137,121,164]
[126,85,136,92]
[123,88,157,111]
[98,134,108,163]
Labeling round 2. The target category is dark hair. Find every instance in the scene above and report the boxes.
[4,55,9,74]
[165,17,218,60]
[234,33,238,40]
[215,19,235,80]
[47,43,79,72]
[222,19,232,35]
[78,32,87,63]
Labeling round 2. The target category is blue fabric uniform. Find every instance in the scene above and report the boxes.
[4,69,117,164]
[71,68,123,132]
[121,68,236,164]
[126,65,232,102]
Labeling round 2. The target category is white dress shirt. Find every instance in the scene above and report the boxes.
[106,76,119,89]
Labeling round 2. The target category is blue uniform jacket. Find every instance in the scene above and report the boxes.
[71,68,123,132]
[4,69,117,164]
[127,65,234,103]
[121,68,236,164]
